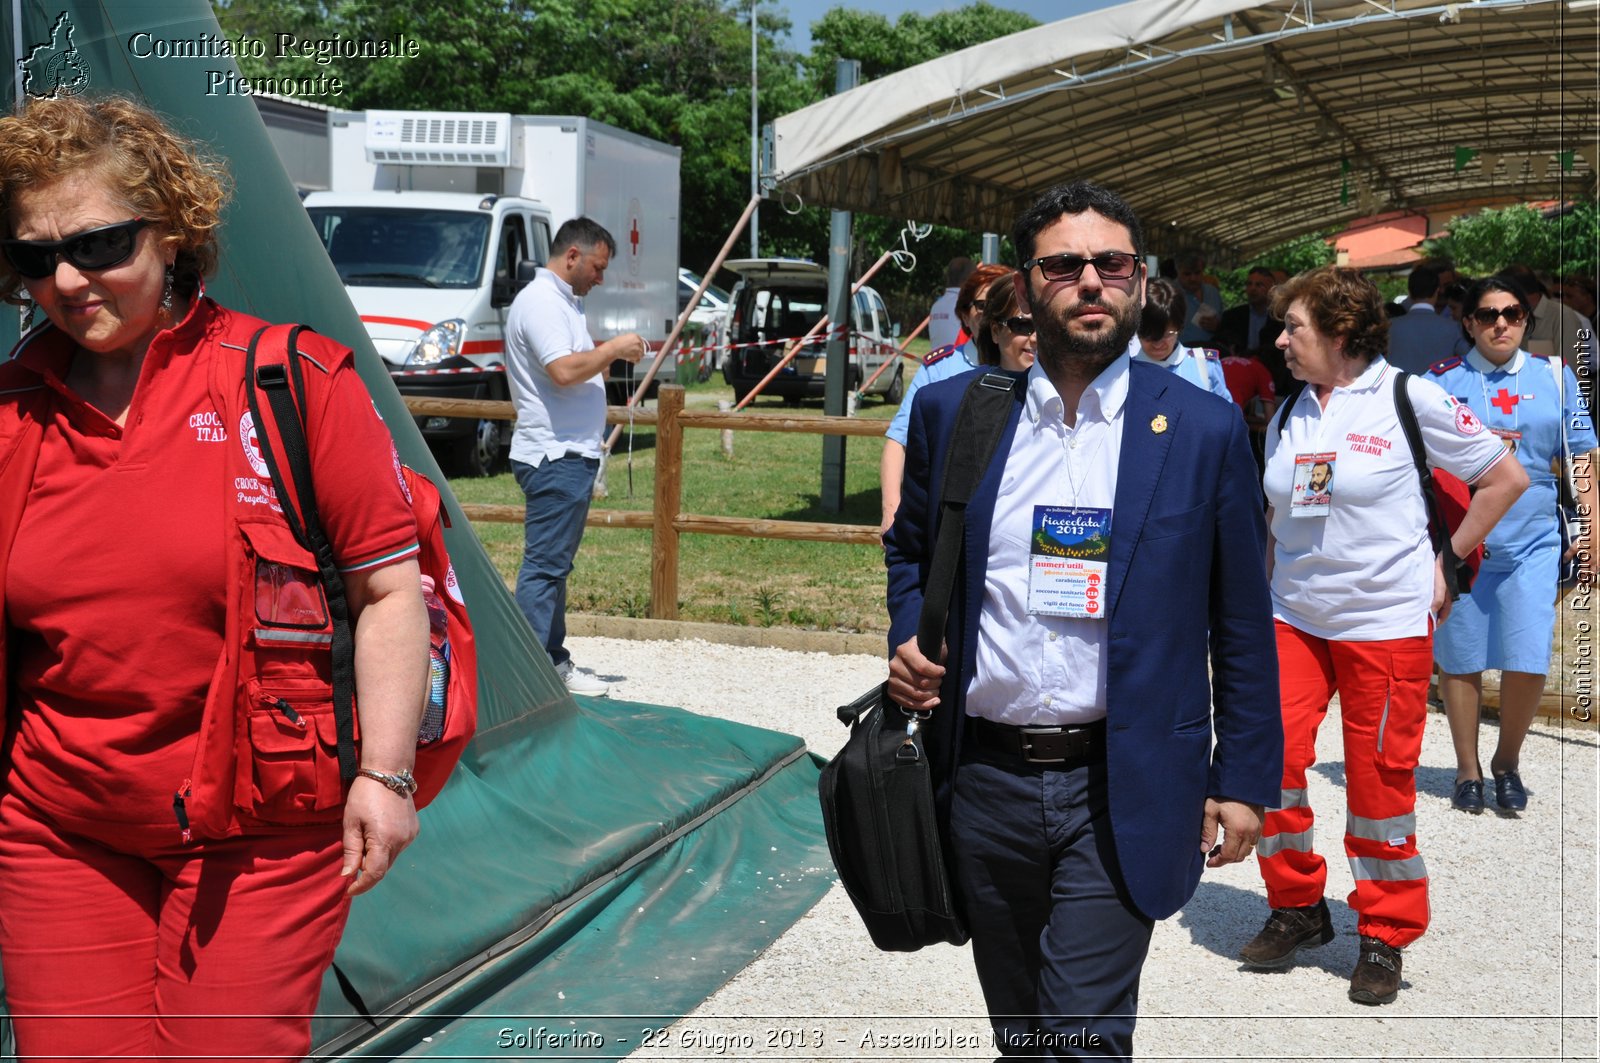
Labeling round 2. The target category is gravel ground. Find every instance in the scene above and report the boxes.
[569,636,1599,1063]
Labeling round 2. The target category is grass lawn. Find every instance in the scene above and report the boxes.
[449,366,927,634]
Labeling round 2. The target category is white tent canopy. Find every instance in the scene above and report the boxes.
[769,0,1597,259]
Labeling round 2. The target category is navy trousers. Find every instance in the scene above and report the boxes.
[949,745,1155,1060]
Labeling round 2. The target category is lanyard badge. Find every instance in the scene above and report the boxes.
[1291,452,1336,518]
[1028,505,1112,619]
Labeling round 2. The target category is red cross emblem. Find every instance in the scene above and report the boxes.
[629,219,640,255]
[1490,387,1519,415]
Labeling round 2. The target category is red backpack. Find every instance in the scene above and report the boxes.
[175,324,476,840]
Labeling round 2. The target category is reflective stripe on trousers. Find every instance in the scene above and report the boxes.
[1255,621,1432,948]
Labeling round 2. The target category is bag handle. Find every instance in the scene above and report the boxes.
[1391,369,1462,602]
[244,324,360,784]
[913,371,1026,663]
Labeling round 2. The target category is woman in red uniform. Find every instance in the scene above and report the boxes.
[0,94,428,1060]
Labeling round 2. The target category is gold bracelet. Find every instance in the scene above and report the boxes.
[357,767,418,797]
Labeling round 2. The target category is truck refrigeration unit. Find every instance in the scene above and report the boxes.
[304,109,682,475]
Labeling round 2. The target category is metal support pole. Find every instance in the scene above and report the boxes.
[981,232,1002,264]
[749,0,760,258]
[822,58,859,514]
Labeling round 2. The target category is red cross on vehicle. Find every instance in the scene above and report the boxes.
[1490,387,1519,415]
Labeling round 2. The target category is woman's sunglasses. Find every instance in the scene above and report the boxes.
[1,218,150,280]
[1002,316,1035,335]
[1469,304,1527,326]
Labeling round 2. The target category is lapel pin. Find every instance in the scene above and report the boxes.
[1151,414,1168,434]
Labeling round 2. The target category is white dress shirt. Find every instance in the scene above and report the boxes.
[505,267,605,465]
[966,356,1128,725]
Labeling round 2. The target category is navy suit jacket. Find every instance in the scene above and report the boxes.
[884,360,1283,920]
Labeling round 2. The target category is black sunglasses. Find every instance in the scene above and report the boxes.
[1,218,150,280]
[1470,304,1527,326]
[1021,252,1139,283]
[1002,316,1035,335]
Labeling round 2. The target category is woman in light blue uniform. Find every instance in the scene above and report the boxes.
[1132,278,1233,401]
[879,263,1012,535]
[1429,276,1598,814]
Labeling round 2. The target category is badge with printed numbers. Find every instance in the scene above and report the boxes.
[1027,505,1111,619]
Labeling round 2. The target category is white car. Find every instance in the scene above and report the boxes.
[678,268,731,379]
[716,258,902,405]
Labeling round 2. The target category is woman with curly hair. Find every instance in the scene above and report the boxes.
[1238,266,1525,1005]
[0,94,428,1058]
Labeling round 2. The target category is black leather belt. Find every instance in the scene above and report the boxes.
[967,716,1106,764]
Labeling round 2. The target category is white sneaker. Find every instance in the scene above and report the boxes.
[556,659,610,697]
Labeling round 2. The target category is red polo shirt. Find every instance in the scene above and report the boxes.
[3,299,418,828]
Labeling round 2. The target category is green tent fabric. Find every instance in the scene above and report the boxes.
[0,4,834,1056]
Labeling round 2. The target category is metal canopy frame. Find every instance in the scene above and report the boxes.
[769,0,1597,259]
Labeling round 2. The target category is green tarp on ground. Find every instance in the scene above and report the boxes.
[0,4,834,1056]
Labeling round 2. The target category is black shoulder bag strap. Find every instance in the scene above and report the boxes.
[1274,381,1308,437]
[914,372,1027,658]
[1391,369,1462,602]
[244,324,361,784]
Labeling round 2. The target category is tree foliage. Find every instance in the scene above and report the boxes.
[1438,203,1598,279]
[1214,231,1335,306]
[213,0,817,270]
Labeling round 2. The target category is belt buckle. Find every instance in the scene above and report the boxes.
[1018,725,1067,764]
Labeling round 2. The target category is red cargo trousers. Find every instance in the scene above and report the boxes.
[1257,620,1432,948]
[0,791,350,1062]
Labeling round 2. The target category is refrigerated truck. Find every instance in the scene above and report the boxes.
[303,109,682,475]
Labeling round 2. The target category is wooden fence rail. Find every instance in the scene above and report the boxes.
[403,384,880,619]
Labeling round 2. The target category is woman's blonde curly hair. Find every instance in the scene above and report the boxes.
[0,94,230,303]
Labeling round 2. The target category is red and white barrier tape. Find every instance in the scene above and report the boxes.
[390,330,899,376]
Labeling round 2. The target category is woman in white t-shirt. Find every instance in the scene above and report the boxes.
[1238,267,1527,1007]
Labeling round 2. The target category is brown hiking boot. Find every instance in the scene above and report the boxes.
[1238,898,1334,968]
[1348,937,1403,1004]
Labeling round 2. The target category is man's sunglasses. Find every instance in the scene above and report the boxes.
[1001,316,1035,335]
[1021,252,1139,283]
[1469,304,1527,326]
[1,218,150,280]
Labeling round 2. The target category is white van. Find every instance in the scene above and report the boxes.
[303,190,552,476]
[310,110,682,475]
[718,259,903,405]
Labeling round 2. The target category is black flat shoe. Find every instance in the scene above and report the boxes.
[1451,778,1484,813]
[1493,770,1527,812]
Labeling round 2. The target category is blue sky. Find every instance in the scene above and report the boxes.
[773,0,1112,53]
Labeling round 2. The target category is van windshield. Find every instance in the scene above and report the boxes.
[307,207,490,289]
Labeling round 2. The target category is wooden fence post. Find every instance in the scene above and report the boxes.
[651,384,686,619]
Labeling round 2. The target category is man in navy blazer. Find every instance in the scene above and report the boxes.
[885,182,1283,1058]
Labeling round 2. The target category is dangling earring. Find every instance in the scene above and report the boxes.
[161,265,175,315]
[20,298,36,332]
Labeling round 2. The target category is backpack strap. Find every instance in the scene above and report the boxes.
[244,324,360,784]
[1274,381,1307,436]
[915,371,1026,659]
[1391,369,1461,602]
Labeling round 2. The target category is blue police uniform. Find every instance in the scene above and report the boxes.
[1431,348,1597,673]
[1131,342,1234,402]
[885,340,981,445]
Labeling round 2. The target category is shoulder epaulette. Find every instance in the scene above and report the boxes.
[923,343,960,367]
[1427,355,1462,375]
[1199,347,1222,362]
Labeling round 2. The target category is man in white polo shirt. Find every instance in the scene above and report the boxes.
[505,217,645,697]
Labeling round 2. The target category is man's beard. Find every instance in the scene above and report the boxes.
[1034,292,1141,383]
